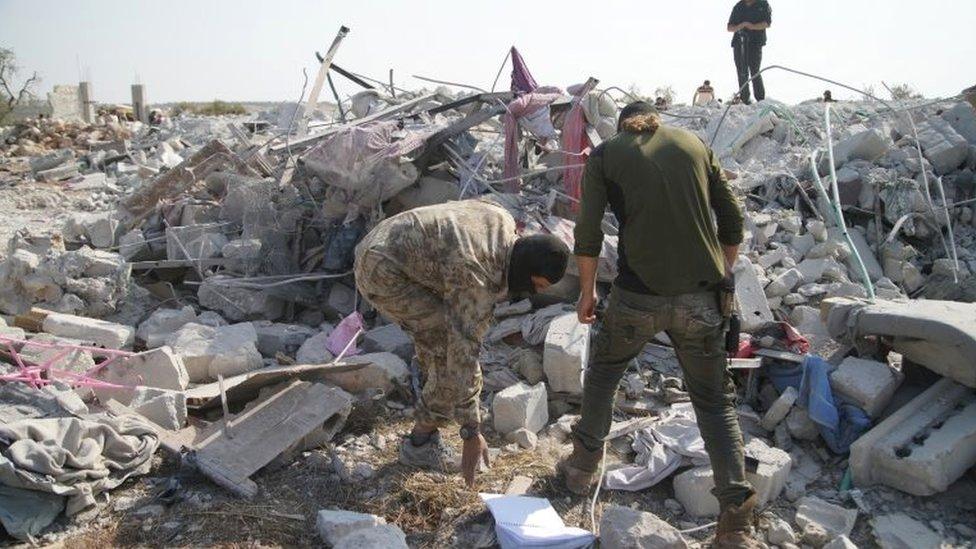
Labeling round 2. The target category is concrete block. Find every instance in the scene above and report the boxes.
[197,276,284,322]
[164,223,227,260]
[673,439,791,517]
[786,407,820,441]
[795,258,829,282]
[765,268,803,298]
[296,331,335,364]
[334,524,407,549]
[324,352,409,393]
[794,496,857,546]
[824,536,858,549]
[118,230,146,260]
[504,427,538,449]
[915,117,969,174]
[766,516,797,546]
[599,506,688,549]
[253,321,316,357]
[792,232,816,258]
[514,347,545,384]
[136,306,197,348]
[942,102,976,144]
[21,334,95,373]
[829,357,903,417]
[757,248,788,270]
[849,377,976,496]
[492,381,548,435]
[95,346,188,395]
[543,312,590,394]
[165,322,263,382]
[761,386,798,430]
[129,388,187,431]
[326,283,357,318]
[828,128,889,168]
[316,509,385,546]
[361,324,414,362]
[872,513,942,549]
[734,258,774,332]
[42,312,134,349]
[828,227,883,282]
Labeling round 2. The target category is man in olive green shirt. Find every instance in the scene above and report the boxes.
[558,102,761,548]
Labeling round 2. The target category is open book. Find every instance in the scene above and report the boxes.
[480,493,595,549]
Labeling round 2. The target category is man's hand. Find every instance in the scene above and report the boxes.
[577,290,598,324]
[461,433,490,488]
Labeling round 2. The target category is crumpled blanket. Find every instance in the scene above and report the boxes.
[0,414,159,518]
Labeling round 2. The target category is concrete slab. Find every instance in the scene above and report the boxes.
[42,312,134,349]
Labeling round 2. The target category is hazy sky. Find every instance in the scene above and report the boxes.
[2,0,974,106]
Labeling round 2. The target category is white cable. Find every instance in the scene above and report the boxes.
[588,441,608,534]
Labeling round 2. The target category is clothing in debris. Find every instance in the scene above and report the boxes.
[573,286,755,507]
[354,200,516,428]
[728,0,772,103]
[574,125,744,296]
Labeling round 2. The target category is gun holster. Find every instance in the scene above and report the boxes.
[717,273,740,355]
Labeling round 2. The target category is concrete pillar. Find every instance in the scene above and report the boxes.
[131,84,148,123]
[78,81,93,123]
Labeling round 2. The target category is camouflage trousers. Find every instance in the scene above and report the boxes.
[572,285,755,508]
[354,249,485,428]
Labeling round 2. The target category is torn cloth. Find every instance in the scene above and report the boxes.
[502,88,563,192]
[509,46,539,94]
[797,355,870,454]
[560,99,591,205]
[0,414,158,517]
[604,403,709,492]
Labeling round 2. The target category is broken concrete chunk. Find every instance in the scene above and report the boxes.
[942,102,976,144]
[829,128,890,168]
[823,535,859,549]
[765,268,803,298]
[786,407,820,441]
[599,505,688,549]
[326,283,357,318]
[316,509,386,546]
[324,352,409,393]
[492,381,548,435]
[766,516,797,546]
[673,438,791,517]
[914,116,969,174]
[253,321,316,357]
[543,313,590,394]
[21,334,95,373]
[794,496,858,546]
[504,427,538,449]
[95,346,188,394]
[129,388,187,431]
[136,306,197,348]
[734,258,774,332]
[197,276,284,322]
[872,513,942,549]
[296,330,335,364]
[850,377,976,496]
[42,312,134,349]
[514,347,545,385]
[761,386,798,431]
[118,230,147,260]
[829,357,903,418]
[165,223,228,261]
[165,322,263,383]
[333,524,408,549]
[360,324,414,362]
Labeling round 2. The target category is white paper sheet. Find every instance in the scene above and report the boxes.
[480,494,595,549]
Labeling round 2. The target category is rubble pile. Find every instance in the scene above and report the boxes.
[1,42,975,547]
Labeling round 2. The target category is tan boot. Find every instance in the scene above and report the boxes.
[713,494,766,549]
[556,438,603,496]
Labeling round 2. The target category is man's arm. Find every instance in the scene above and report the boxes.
[573,146,609,324]
[742,22,770,31]
[706,148,744,273]
[727,4,743,32]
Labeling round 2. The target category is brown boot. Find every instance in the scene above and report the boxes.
[556,438,603,496]
[713,494,766,549]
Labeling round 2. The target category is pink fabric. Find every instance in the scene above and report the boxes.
[502,88,563,192]
[560,101,591,206]
[510,46,538,94]
[326,311,364,357]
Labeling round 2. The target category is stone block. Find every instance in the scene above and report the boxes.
[733,258,773,332]
[326,283,357,318]
[792,232,816,258]
[136,306,197,348]
[795,258,829,282]
[849,377,976,496]
[165,322,262,382]
[766,516,797,546]
[829,357,903,417]
[316,509,386,546]
[543,312,590,394]
[828,227,883,282]
[197,276,284,322]
[830,128,890,168]
[761,386,798,430]
[361,324,414,362]
[492,381,548,435]
[165,223,228,260]
[334,524,407,549]
[786,407,820,441]
[599,506,688,549]
[42,312,134,349]
[324,352,409,393]
[942,102,976,144]
[504,428,538,449]
[21,334,95,373]
[872,513,942,549]
[673,439,791,517]
[253,321,316,357]
[914,117,969,174]
[514,347,545,384]
[129,388,187,431]
[790,305,831,347]
[794,496,857,546]
[95,346,188,396]
[296,331,335,364]
[118,230,146,260]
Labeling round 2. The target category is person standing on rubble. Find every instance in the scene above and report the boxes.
[557,102,761,548]
[727,0,772,105]
[354,199,569,488]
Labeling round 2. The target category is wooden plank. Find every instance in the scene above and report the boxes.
[300,26,350,135]
[184,361,368,410]
[194,380,351,498]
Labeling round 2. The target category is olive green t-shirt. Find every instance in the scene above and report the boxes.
[574,125,743,296]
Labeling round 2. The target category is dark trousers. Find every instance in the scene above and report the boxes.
[733,39,765,103]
